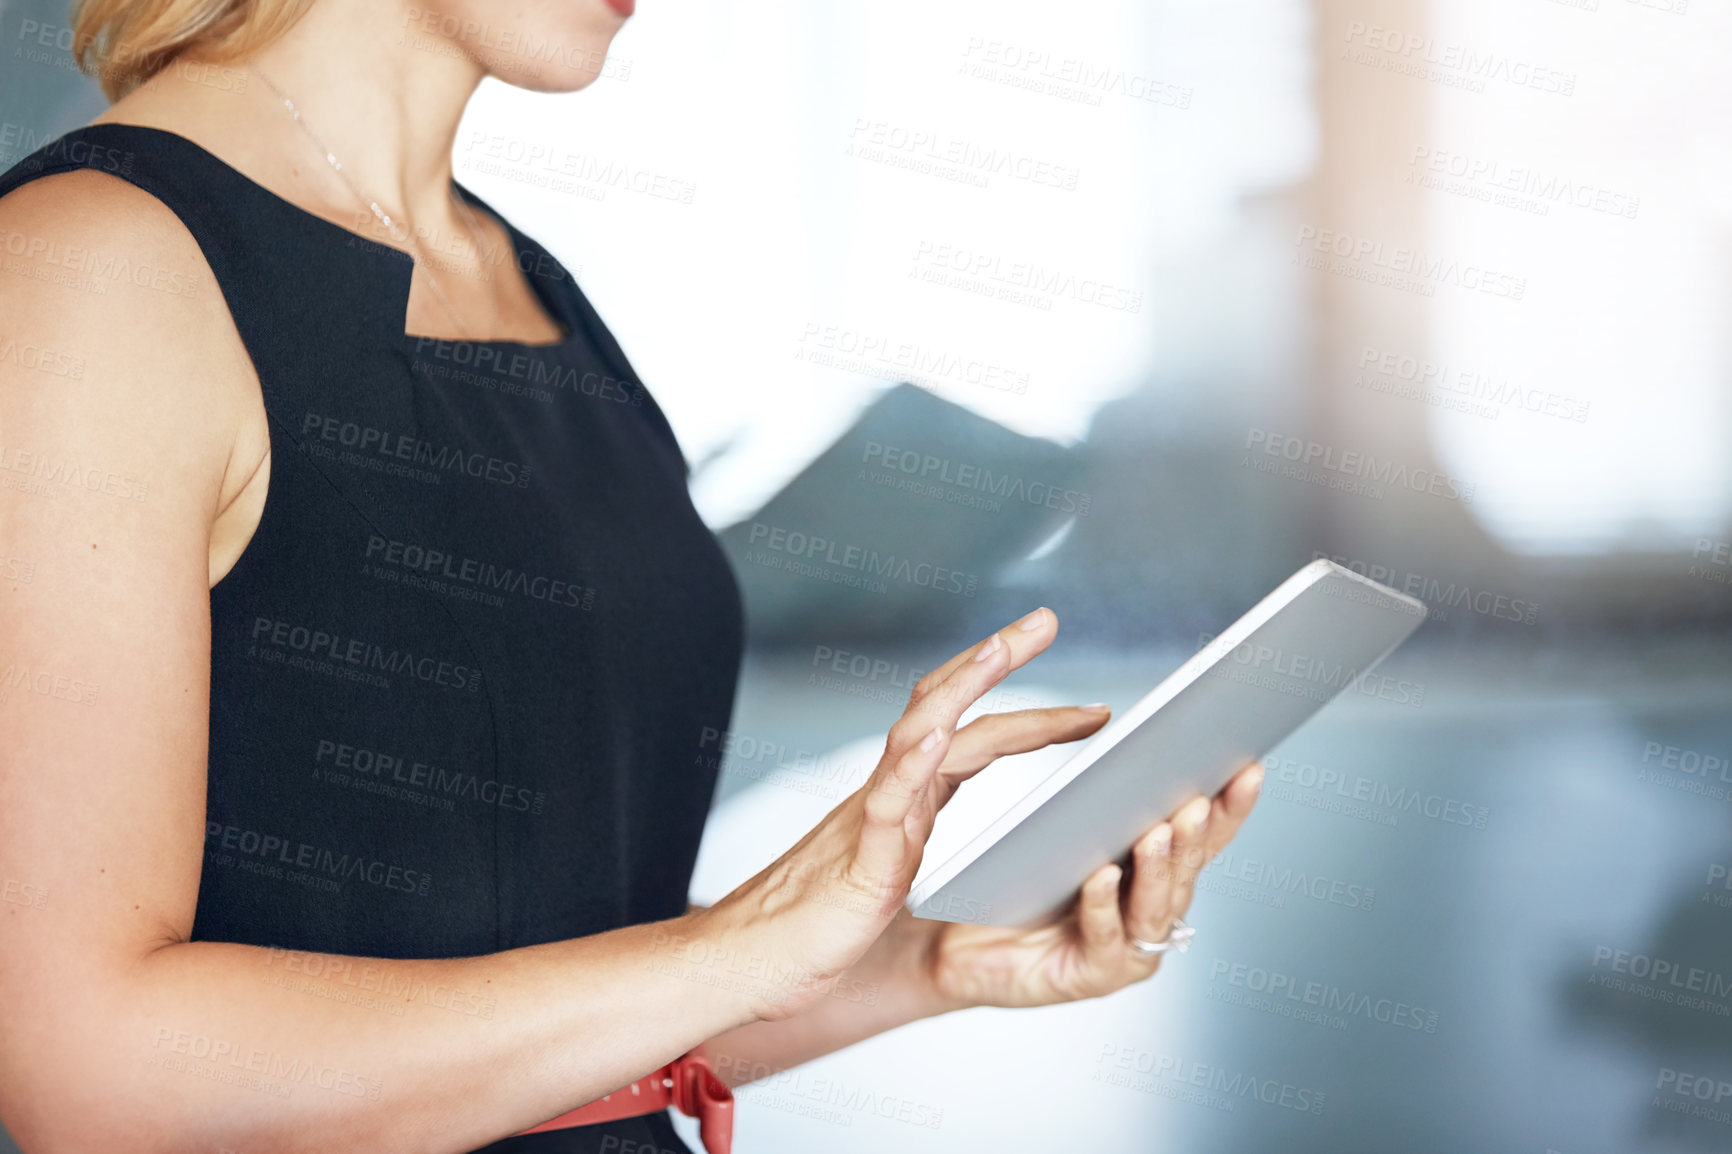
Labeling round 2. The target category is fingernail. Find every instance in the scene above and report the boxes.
[1245,764,1265,796]
[973,633,1002,662]
[1182,797,1210,833]
[1016,607,1049,631]
[1152,825,1172,857]
[920,726,944,752]
[1080,702,1110,712]
[1100,864,1123,889]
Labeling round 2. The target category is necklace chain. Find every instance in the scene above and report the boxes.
[247,63,502,339]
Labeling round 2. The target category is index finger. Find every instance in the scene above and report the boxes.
[907,607,1057,714]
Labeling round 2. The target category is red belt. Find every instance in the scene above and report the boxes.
[516,1049,734,1154]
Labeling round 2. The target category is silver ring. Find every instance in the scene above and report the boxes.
[1128,918,1194,957]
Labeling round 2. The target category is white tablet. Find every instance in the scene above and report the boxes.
[906,559,1427,928]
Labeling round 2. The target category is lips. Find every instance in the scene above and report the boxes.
[604,0,635,16]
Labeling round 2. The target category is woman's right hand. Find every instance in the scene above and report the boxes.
[692,607,1070,1021]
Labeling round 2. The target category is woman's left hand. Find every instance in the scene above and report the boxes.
[861,706,1264,1014]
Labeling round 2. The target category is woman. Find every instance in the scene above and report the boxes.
[0,1,1263,1151]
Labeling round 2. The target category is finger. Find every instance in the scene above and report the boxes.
[1122,821,1174,943]
[882,629,1013,764]
[1223,761,1265,820]
[1159,795,1214,923]
[1196,762,1264,861]
[1075,862,1127,956]
[939,705,1111,784]
[855,724,951,888]
[1152,764,1262,928]
[907,607,1058,712]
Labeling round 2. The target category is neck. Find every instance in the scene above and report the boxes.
[242,0,485,225]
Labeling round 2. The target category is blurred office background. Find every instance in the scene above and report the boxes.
[4,0,1731,1150]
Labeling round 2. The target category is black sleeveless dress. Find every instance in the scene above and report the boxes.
[0,124,743,1154]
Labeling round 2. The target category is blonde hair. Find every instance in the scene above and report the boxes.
[72,0,314,102]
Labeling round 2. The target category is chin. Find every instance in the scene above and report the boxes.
[411,0,631,95]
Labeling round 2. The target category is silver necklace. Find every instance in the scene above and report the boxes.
[248,63,502,338]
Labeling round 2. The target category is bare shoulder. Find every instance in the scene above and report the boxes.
[0,165,262,523]
[1,165,208,281]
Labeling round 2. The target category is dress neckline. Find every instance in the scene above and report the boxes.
[81,121,583,352]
